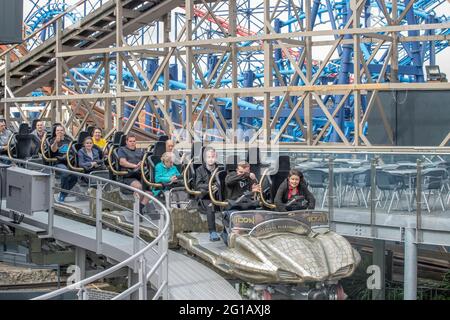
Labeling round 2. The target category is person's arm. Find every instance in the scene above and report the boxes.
[117,149,138,169]
[301,182,316,209]
[0,131,11,150]
[119,157,138,169]
[50,137,59,153]
[225,172,243,187]
[274,182,287,212]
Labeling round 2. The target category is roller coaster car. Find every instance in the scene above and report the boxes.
[175,154,360,300]
[94,150,360,299]
[7,123,40,160]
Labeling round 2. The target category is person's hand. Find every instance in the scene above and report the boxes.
[134,162,141,169]
[249,172,257,181]
[252,183,261,193]
[91,162,98,168]
[170,176,178,183]
[211,184,218,193]
[55,135,61,143]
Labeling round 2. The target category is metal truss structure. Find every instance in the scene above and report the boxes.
[1,0,450,148]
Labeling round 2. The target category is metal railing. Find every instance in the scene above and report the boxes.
[0,156,170,300]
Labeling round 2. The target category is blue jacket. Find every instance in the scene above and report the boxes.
[77,147,101,171]
[154,162,180,195]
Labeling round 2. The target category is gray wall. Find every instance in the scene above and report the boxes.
[0,0,23,44]
[367,90,450,146]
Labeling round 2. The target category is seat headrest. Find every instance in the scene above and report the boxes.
[150,154,162,166]
[18,123,30,135]
[278,155,291,171]
[31,119,40,132]
[112,131,124,146]
[153,141,166,157]
[119,135,127,147]
[86,126,96,137]
[77,131,90,144]
[158,135,169,142]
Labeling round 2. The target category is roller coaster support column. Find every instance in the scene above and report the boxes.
[331,1,352,143]
[305,0,313,145]
[55,18,63,124]
[169,64,180,124]
[263,0,273,145]
[404,0,424,82]
[104,54,113,132]
[274,19,282,107]
[352,0,361,146]
[163,14,172,135]
[325,0,342,56]
[404,227,417,300]
[311,0,321,27]
[243,71,255,103]
[230,0,238,143]
[115,0,124,130]
[146,59,159,132]
[391,0,399,82]
[426,16,437,66]
[185,0,194,143]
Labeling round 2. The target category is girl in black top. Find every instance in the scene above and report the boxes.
[274,169,316,211]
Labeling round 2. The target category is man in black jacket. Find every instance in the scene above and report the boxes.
[225,161,261,200]
[194,148,220,241]
[221,161,261,245]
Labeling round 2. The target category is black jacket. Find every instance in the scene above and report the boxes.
[225,171,258,200]
[274,179,316,211]
[194,163,217,196]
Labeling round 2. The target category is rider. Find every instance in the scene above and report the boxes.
[165,139,185,165]
[50,125,77,202]
[92,127,107,150]
[225,161,261,201]
[77,136,104,173]
[30,120,46,155]
[222,161,261,244]
[31,120,46,141]
[274,169,315,211]
[117,134,149,214]
[154,151,181,198]
[194,147,220,242]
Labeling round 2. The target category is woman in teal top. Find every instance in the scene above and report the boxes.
[154,152,181,196]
